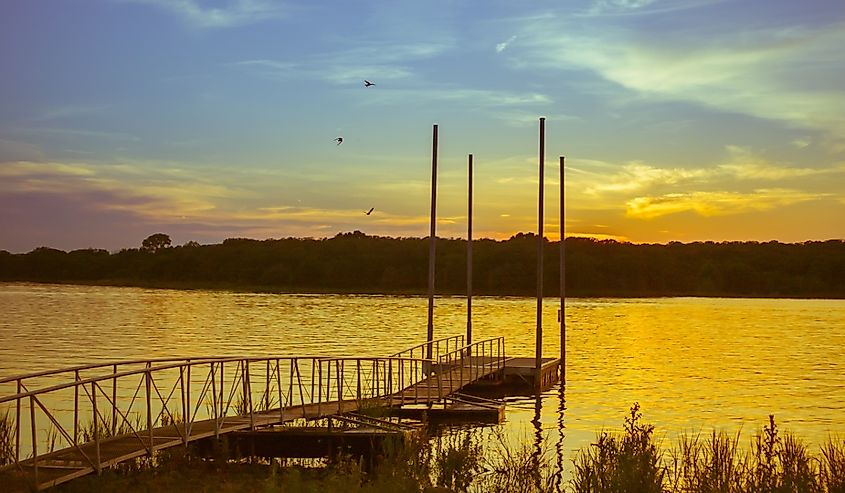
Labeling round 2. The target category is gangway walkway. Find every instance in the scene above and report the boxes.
[0,336,505,491]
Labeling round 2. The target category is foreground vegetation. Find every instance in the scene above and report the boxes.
[2,233,844,298]
[4,405,843,492]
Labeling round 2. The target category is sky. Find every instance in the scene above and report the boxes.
[1,0,844,253]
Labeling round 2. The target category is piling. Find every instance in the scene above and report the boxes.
[560,155,566,382]
[467,153,473,347]
[535,117,545,390]
[426,124,438,360]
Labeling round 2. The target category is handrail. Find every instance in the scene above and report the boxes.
[0,334,485,489]
[389,334,464,358]
[0,355,336,385]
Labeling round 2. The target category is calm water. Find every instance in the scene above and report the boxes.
[1,282,844,458]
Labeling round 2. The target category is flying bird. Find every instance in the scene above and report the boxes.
[334,137,343,145]
[363,80,375,87]
[365,207,375,215]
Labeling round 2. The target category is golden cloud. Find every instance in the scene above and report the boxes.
[626,189,826,219]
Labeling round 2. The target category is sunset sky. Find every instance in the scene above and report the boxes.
[1,0,844,252]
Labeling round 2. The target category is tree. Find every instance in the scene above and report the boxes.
[141,233,171,253]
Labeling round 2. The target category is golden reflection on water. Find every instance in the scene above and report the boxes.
[1,283,844,453]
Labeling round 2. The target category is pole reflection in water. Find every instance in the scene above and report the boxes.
[555,384,566,493]
[532,395,543,492]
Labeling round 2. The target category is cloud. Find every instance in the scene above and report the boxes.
[0,138,44,161]
[585,0,725,16]
[625,189,826,218]
[0,158,440,246]
[513,14,845,138]
[577,146,845,200]
[29,104,111,123]
[495,35,517,53]
[117,0,287,28]
[230,42,449,84]
[584,162,710,194]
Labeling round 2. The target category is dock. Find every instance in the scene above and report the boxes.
[0,334,561,491]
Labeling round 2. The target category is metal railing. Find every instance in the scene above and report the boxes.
[435,337,506,398]
[0,334,501,488]
[390,334,465,361]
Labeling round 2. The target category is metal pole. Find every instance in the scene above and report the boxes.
[145,364,152,455]
[211,362,219,438]
[16,379,21,462]
[426,124,438,361]
[467,153,473,348]
[30,395,38,484]
[180,365,186,444]
[560,155,566,383]
[536,117,545,391]
[92,383,100,473]
[73,371,79,446]
[186,362,192,438]
[112,364,117,436]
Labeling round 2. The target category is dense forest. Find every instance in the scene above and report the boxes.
[1,232,844,298]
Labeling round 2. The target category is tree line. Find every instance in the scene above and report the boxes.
[1,232,843,298]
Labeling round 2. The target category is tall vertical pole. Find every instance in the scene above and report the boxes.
[536,117,545,390]
[426,124,439,361]
[560,156,566,383]
[467,153,473,348]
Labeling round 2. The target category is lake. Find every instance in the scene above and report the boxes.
[1,282,844,464]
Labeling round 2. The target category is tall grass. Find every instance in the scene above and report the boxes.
[48,405,845,493]
[0,408,14,466]
[571,403,665,493]
[573,405,845,493]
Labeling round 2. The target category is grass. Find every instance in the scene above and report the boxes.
[0,404,835,493]
[576,405,845,493]
[1,408,14,466]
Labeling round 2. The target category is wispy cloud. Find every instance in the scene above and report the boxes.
[513,14,845,138]
[13,126,140,142]
[585,0,726,17]
[577,146,845,199]
[0,159,437,240]
[29,104,111,123]
[117,0,287,28]
[495,35,517,53]
[626,189,825,218]
[229,41,449,84]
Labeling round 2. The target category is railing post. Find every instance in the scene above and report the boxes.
[336,360,342,413]
[288,359,294,408]
[437,356,443,401]
[186,362,192,440]
[388,359,393,407]
[15,379,21,463]
[276,360,283,419]
[399,359,404,405]
[356,359,361,401]
[92,382,101,474]
[245,360,254,430]
[265,359,271,412]
[180,365,187,446]
[317,360,323,416]
[326,360,332,404]
[112,364,118,437]
[211,362,219,438]
[219,361,225,420]
[30,395,38,486]
[373,360,378,398]
[145,362,153,455]
[73,371,79,446]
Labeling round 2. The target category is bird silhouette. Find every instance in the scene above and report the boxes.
[365,207,374,215]
[363,80,375,87]
[334,137,343,145]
